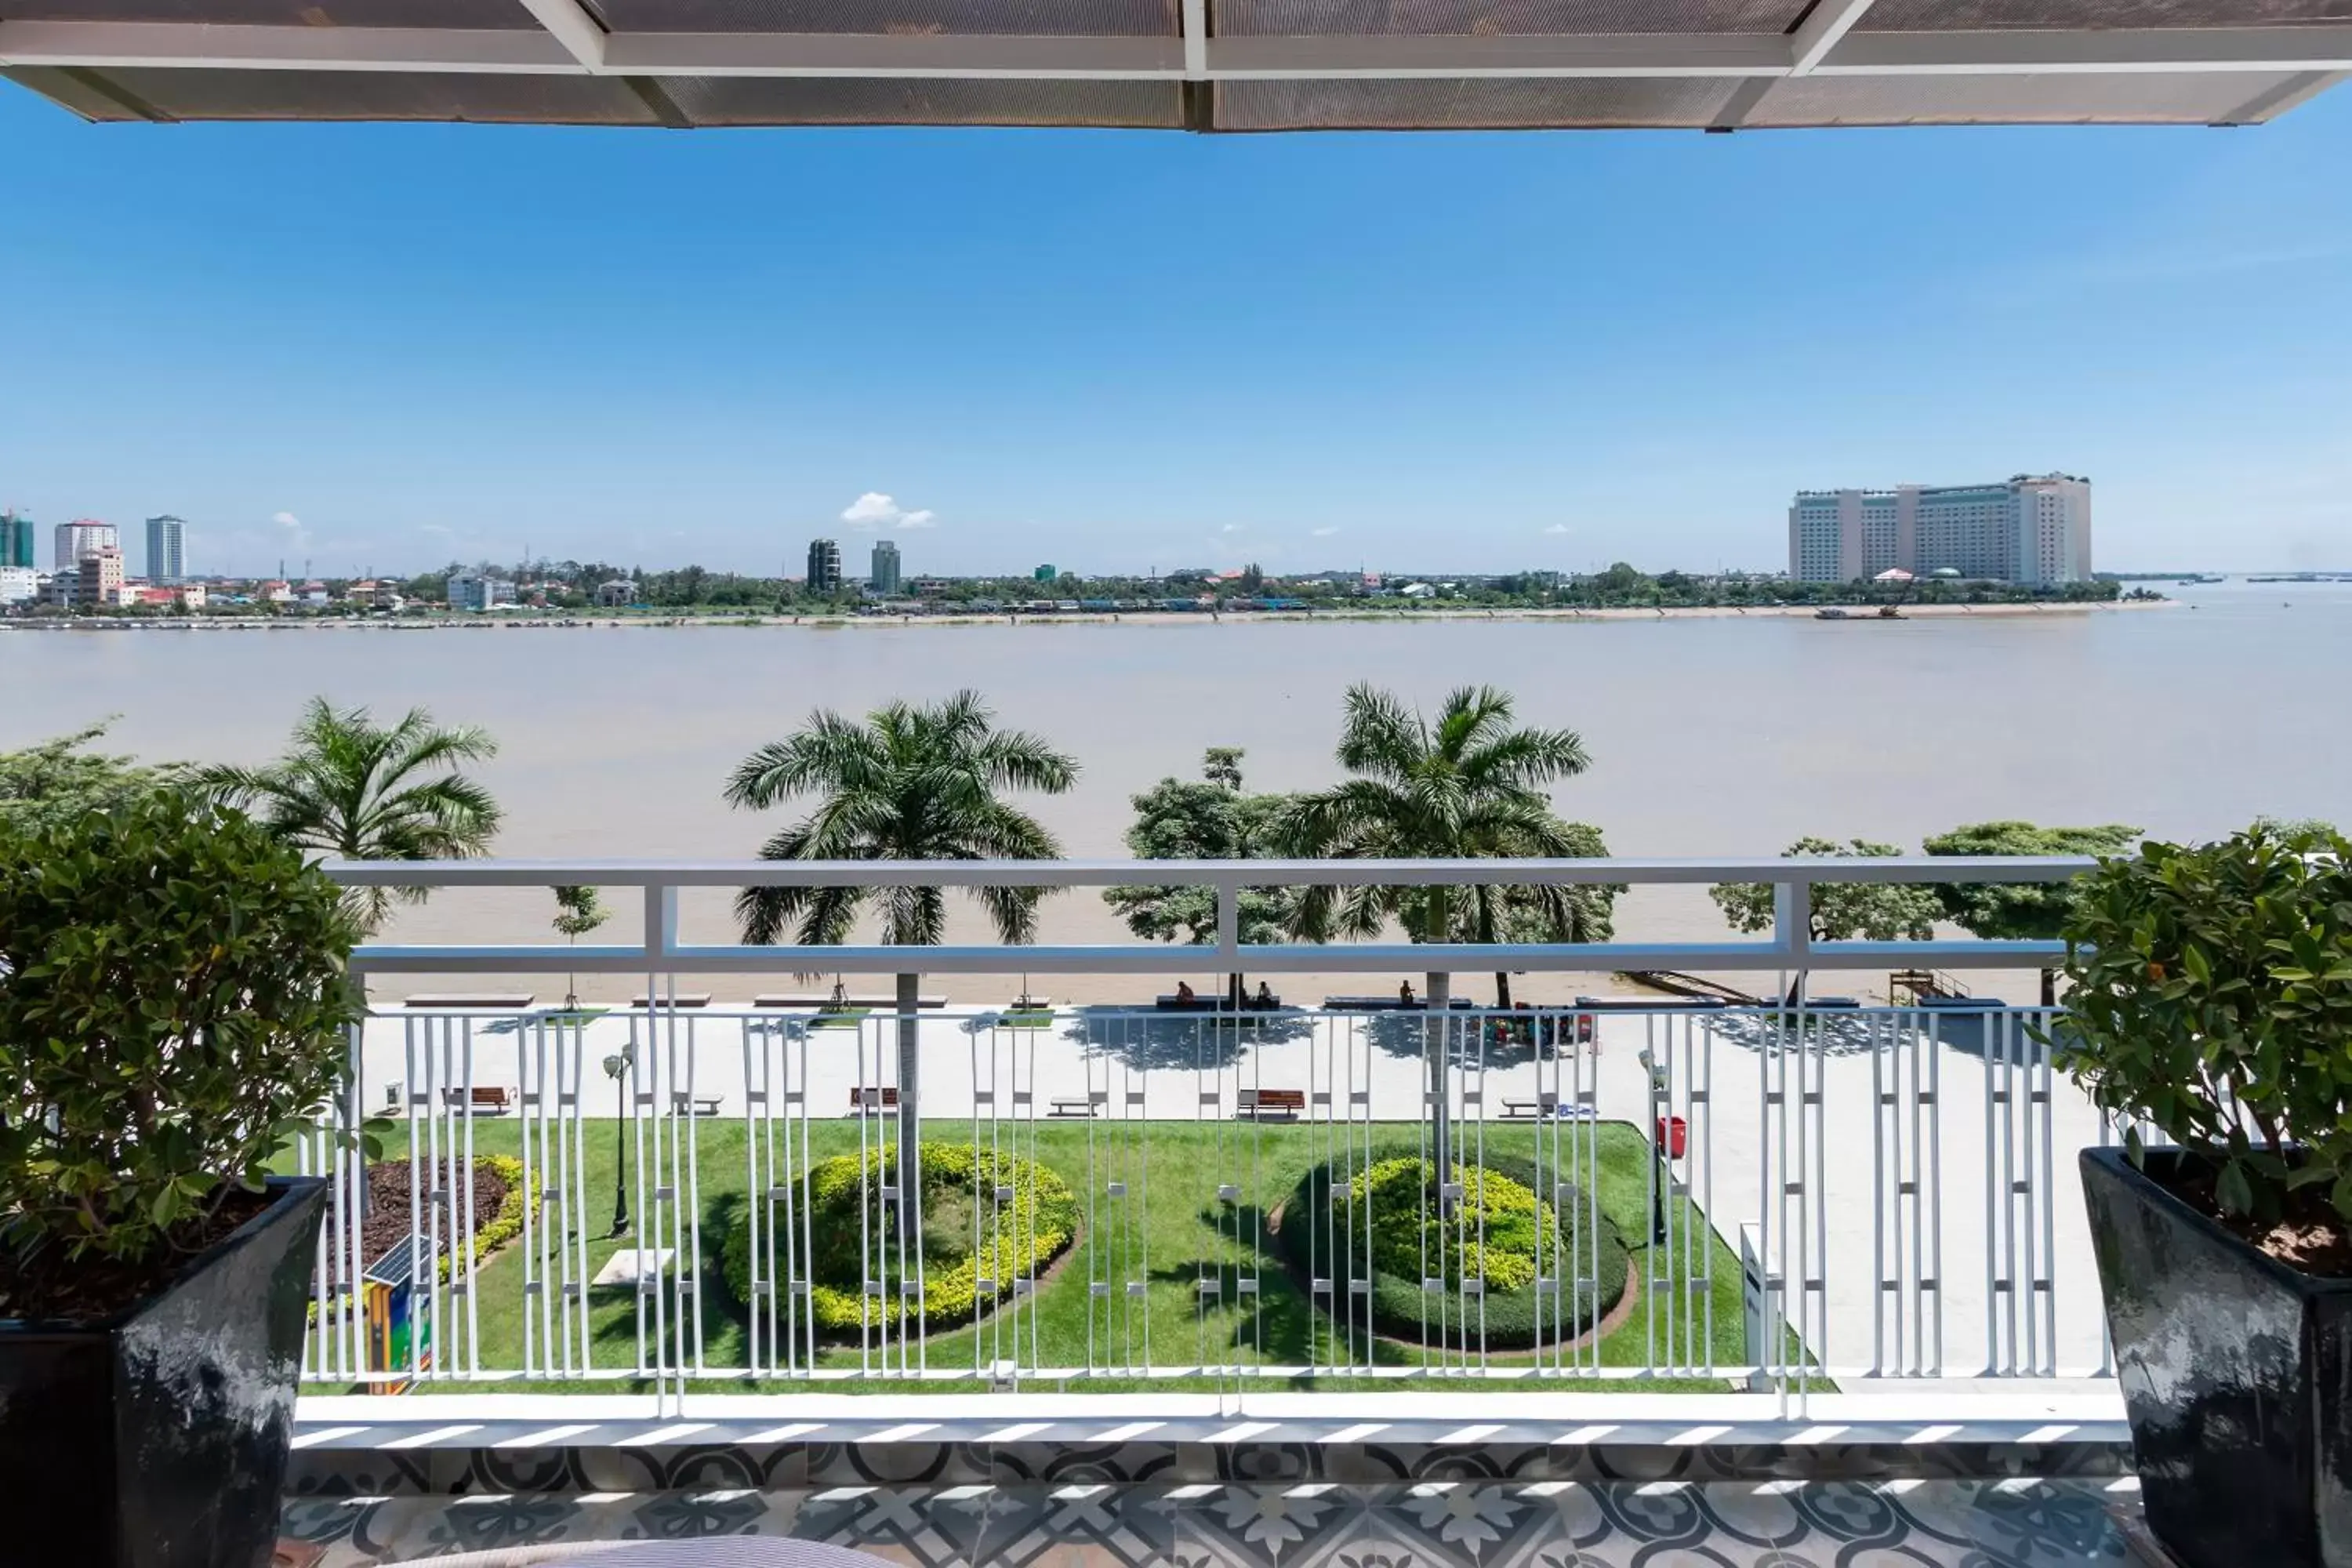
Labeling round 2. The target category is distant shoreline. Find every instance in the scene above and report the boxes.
[0,601,2174,633]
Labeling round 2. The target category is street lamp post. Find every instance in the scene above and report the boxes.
[1639,1047,1669,1244]
[602,1045,633,1238]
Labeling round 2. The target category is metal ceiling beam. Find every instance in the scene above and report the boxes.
[4,18,2350,89]
[2213,68,2347,124]
[601,32,1181,78]
[1205,33,1788,78]
[1817,27,2352,76]
[1181,0,1207,81]
[514,0,607,71]
[0,21,578,74]
[1790,0,1880,78]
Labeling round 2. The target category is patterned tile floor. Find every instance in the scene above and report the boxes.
[285,1476,2141,1566]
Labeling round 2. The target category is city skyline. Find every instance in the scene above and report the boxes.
[2,85,2348,576]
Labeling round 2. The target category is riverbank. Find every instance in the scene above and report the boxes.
[0,599,2171,633]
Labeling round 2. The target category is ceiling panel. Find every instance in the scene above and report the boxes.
[1214,0,1806,36]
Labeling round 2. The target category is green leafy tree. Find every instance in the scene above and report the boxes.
[1445,819,1624,1008]
[551,885,612,1011]
[1923,821,2140,1004]
[1711,837,1942,1000]
[1278,684,1594,1185]
[0,721,183,832]
[0,790,361,1312]
[2057,822,2352,1223]
[1104,747,1299,1006]
[195,698,503,936]
[725,690,1076,1221]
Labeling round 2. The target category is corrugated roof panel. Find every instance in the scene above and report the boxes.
[1214,0,1806,35]
[659,72,1185,125]
[587,0,1179,36]
[1217,73,1741,126]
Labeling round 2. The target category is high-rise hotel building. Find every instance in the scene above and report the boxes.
[1788,474,2092,585]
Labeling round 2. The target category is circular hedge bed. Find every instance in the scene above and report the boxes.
[720,1142,1079,1337]
[1274,1145,1630,1349]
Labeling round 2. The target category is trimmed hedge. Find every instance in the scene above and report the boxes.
[719,1142,1078,1336]
[1276,1143,1630,1349]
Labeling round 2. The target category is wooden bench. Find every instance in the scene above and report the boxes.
[1048,1096,1101,1119]
[758,993,946,1010]
[440,1086,515,1116]
[406,993,534,1011]
[670,1091,724,1118]
[1236,1087,1306,1121]
[849,1086,900,1115]
[633,993,712,1009]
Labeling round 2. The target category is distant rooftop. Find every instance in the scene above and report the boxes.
[2,2,2347,131]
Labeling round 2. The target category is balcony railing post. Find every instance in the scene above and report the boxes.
[1773,877,1812,1005]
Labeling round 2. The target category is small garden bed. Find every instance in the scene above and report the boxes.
[1272,1146,1631,1349]
[358,1156,532,1279]
[719,1142,1079,1338]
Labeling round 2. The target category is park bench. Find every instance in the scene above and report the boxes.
[670,1091,724,1117]
[1048,1096,1101,1119]
[1236,1087,1306,1121]
[1500,1093,1599,1121]
[440,1086,515,1116]
[849,1085,900,1115]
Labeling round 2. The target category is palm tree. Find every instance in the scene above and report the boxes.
[726,690,1076,1232]
[198,698,502,936]
[1278,684,1593,1188]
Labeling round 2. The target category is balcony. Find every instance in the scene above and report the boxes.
[267,855,2169,1564]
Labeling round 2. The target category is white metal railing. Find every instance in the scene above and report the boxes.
[297,1000,2100,1394]
[325,854,2091,976]
[293,855,2113,1405]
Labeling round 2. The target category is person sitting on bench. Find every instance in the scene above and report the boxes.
[1254,981,1276,1008]
[1176,980,1196,1003]
[1399,980,1415,1007]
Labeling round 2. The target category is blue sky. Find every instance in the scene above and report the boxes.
[2,82,2348,578]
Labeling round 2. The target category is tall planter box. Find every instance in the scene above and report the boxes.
[2082,1147,2352,1568]
[0,1176,326,1568]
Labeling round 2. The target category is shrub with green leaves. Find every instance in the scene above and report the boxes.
[0,789,361,1301]
[2057,822,2352,1224]
[719,1142,1079,1334]
[1278,1144,1629,1348]
[1352,1156,1553,1292]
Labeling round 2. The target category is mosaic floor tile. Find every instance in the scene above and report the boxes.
[284,1479,2140,1566]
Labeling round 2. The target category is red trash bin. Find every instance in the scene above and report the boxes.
[1655,1115,1687,1160]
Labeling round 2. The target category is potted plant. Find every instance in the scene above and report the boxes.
[0,789,362,1568]
[2057,821,2352,1568]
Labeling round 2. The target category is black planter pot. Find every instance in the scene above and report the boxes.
[2081,1146,2352,1568]
[0,1175,326,1568]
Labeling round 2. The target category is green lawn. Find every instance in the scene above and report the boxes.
[343,1119,1750,1394]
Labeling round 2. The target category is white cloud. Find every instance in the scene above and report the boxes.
[1311,525,1341,537]
[1543,523,1573,535]
[1220,523,1243,534]
[840,492,937,531]
[272,510,310,550]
